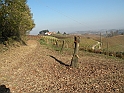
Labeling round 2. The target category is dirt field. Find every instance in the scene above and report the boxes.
[0,40,124,93]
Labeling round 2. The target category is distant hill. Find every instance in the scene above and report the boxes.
[69,29,124,36]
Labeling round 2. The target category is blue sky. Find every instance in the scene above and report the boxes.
[27,0,124,35]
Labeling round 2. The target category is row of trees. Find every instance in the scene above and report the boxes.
[107,30,124,37]
[0,0,35,43]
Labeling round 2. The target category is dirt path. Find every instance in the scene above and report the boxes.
[0,40,124,93]
[0,40,71,93]
[0,40,45,92]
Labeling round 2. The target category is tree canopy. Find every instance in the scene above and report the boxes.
[0,0,35,42]
[39,30,49,35]
[57,31,61,34]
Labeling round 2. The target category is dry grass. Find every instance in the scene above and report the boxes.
[102,35,124,52]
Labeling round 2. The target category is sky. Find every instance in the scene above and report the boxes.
[27,0,124,35]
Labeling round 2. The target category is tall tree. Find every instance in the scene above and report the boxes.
[57,31,61,34]
[0,0,35,42]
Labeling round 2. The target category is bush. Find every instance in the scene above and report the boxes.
[40,39,47,45]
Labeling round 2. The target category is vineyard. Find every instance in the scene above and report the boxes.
[38,35,124,59]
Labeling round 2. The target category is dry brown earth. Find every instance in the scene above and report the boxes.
[0,40,124,93]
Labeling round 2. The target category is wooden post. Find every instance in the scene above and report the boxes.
[106,31,109,56]
[55,40,58,47]
[70,36,80,68]
[107,42,109,56]
[60,40,65,53]
[100,32,102,49]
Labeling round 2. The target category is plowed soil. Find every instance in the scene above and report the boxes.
[0,40,124,93]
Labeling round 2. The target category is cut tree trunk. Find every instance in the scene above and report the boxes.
[70,36,80,68]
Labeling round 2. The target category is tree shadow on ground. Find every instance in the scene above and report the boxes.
[0,37,5,44]
[0,85,11,93]
[0,37,27,46]
[20,39,27,46]
[49,55,70,66]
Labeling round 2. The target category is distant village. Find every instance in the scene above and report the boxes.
[38,30,66,36]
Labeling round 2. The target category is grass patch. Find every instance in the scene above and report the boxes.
[102,35,124,52]
[39,38,47,45]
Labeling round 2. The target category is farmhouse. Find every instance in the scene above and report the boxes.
[39,30,56,35]
[45,32,52,35]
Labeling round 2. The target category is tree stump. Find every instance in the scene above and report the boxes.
[70,36,80,68]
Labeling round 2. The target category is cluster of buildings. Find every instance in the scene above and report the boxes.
[39,30,56,36]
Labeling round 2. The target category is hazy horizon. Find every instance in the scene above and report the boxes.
[27,0,124,35]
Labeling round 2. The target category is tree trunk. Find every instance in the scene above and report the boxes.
[71,36,80,68]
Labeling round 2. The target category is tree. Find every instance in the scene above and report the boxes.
[63,32,66,35]
[39,30,49,35]
[57,31,61,34]
[0,0,35,43]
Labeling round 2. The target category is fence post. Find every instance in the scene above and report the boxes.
[60,40,65,53]
[106,31,109,56]
[100,32,102,49]
[70,36,80,68]
[55,40,58,47]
